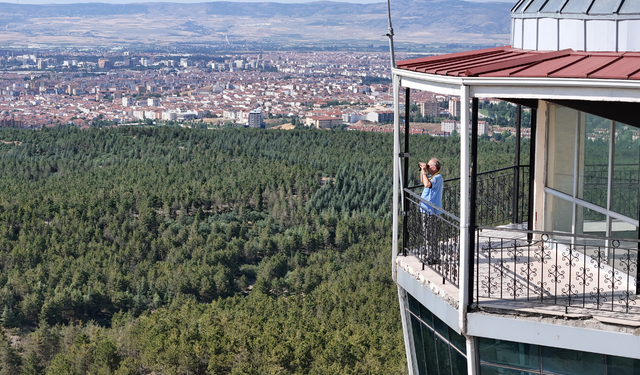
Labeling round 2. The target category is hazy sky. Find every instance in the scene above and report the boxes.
[8,0,515,5]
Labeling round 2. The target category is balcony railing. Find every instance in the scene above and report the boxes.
[474,228,639,314]
[439,166,530,227]
[403,166,530,287]
[403,189,460,286]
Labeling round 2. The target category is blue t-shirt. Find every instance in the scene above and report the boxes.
[420,173,443,214]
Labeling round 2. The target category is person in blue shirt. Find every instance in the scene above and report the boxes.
[419,158,442,215]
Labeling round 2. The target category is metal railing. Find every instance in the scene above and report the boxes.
[403,189,460,286]
[474,227,639,314]
[403,166,530,286]
[409,165,530,227]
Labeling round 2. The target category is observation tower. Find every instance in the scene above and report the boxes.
[391,0,640,374]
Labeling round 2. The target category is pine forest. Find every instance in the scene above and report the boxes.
[0,126,524,374]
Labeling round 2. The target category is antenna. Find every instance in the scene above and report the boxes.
[386,0,396,69]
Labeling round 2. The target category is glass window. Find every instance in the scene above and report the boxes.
[480,364,538,375]
[422,323,439,374]
[451,349,468,375]
[420,303,434,328]
[411,315,428,375]
[607,355,640,375]
[434,315,450,341]
[435,334,452,375]
[548,104,578,195]
[408,293,420,315]
[479,338,540,371]
[577,113,610,208]
[541,346,605,375]
[449,327,466,353]
[612,122,640,220]
[545,193,573,234]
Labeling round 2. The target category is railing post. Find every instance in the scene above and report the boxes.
[469,98,478,308]
[527,106,537,242]
[403,88,411,256]
[513,105,521,224]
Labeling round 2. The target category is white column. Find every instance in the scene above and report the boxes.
[458,84,470,330]
[392,73,401,283]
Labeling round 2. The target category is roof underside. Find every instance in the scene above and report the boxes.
[512,0,640,15]
[396,46,640,80]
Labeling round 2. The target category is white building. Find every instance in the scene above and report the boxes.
[391,0,640,374]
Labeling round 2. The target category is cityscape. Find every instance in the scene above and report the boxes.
[0,48,539,140]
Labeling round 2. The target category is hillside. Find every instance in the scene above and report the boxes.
[0,1,512,47]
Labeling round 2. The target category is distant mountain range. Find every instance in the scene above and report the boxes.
[0,1,512,48]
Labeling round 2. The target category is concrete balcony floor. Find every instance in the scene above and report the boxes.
[397,224,640,328]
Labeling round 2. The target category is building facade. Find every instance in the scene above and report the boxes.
[391,1,640,374]
[248,108,264,128]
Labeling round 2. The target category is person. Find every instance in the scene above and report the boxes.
[418,158,442,265]
[418,158,442,214]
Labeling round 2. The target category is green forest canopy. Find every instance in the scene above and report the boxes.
[0,126,524,374]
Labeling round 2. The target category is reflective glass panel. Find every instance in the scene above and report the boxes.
[575,205,606,257]
[547,104,578,195]
[411,315,428,375]
[408,293,420,315]
[448,327,466,353]
[420,303,434,328]
[545,193,573,234]
[422,323,439,374]
[480,364,538,375]
[451,349,468,375]
[607,355,640,375]
[609,219,639,275]
[577,114,609,208]
[435,334,451,375]
[478,338,539,371]
[612,122,640,220]
[541,346,604,375]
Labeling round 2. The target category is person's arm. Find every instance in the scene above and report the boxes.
[419,162,432,188]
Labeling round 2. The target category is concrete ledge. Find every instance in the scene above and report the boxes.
[468,311,640,359]
[396,255,460,333]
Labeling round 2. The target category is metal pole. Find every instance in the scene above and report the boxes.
[386,0,396,69]
[527,106,537,242]
[469,98,478,308]
[403,88,411,257]
[513,105,522,224]
[392,73,401,283]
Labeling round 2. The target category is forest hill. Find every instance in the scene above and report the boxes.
[0,126,523,373]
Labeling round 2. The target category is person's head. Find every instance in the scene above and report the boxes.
[428,158,441,174]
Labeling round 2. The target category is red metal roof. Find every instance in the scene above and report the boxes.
[397,47,640,81]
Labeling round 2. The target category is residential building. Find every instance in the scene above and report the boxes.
[248,108,264,128]
[420,101,439,118]
[448,97,460,117]
[390,0,640,374]
[305,115,342,129]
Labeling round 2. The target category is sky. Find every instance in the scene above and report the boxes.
[8,0,515,5]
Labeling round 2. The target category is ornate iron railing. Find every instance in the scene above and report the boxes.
[474,227,639,314]
[403,189,460,286]
[410,165,530,227]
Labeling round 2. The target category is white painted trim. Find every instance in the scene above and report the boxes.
[467,313,640,360]
[397,268,460,334]
[391,68,640,103]
[459,85,470,335]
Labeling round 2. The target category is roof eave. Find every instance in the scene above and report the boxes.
[392,68,640,103]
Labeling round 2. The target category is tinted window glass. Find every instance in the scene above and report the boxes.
[541,346,604,375]
[479,338,539,371]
